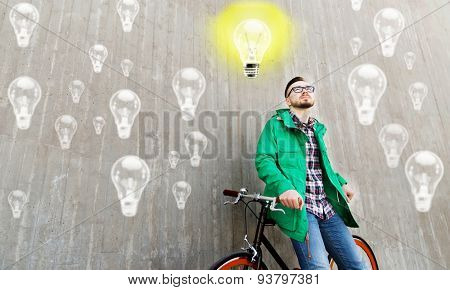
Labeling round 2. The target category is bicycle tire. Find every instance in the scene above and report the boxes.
[329,235,379,270]
[210,251,268,270]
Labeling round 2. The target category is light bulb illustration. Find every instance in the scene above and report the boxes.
[9,3,39,48]
[351,0,363,11]
[349,37,362,56]
[89,44,108,73]
[408,82,428,111]
[172,181,191,210]
[378,124,409,168]
[373,8,405,57]
[121,58,134,77]
[111,155,150,217]
[8,75,42,130]
[172,67,206,121]
[109,89,141,139]
[8,190,28,219]
[348,64,387,125]
[55,115,78,150]
[405,151,444,212]
[233,19,272,78]
[116,0,140,32]
[404,51,416,70]
[93,116,106,135]
[68,80,85,104]
[168,151,180,169]
[185,131,208,167]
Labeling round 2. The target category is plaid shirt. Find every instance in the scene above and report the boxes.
[290,110,335,220]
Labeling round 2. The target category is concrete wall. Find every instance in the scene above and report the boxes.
[0,0,448,269]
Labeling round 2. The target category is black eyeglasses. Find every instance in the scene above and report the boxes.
[287,85,315,97]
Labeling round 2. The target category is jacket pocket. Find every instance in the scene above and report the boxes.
[277,151,306,194]
[278,152,298,169]
[278,150,305,169]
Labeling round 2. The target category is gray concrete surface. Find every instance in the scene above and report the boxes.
[0,0,448,269]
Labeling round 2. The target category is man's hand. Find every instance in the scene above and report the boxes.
[279,190,304,209]
[342,184,355,202]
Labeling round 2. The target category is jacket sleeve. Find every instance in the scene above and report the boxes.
[255,119,295,197]
[335,172,348,186]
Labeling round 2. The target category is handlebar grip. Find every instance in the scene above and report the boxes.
[223,189,240,197]
[275,197,280,203]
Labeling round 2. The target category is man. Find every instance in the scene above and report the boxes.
[255,76,367,270]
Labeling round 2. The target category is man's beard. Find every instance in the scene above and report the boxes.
[290,99,315,109]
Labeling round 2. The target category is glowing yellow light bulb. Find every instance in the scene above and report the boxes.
[233,19,271,78]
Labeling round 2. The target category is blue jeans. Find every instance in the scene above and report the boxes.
[290,212,368,270]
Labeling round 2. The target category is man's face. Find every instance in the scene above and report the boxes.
[285,81,315,109]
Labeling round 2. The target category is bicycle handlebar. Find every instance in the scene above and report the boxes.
[222,188,284,214]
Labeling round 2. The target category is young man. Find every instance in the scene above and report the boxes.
[255,76,367,270]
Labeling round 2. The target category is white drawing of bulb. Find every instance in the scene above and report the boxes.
[8,190,28,219]
[55,115,78,150]
[378,124,409,168]
[408,82,428,111]
[185,131,208,167]
[348,64,387,126]
[172,181,191,210]
[168,151,180,169]
[69,80,85,104]
[351,0,363,11]
[111,155,150,217]
[89,44,108,73]
[233,19,272,78]
[116,0,140,32]
[373,8,405,57]
[349,37,362,56]
[109,89,141,139]
[405,151,444,212]
[404,51,416,70]
[93,116,106,135]
[9,3,39,48]
[172,67,206,121]
[8,76,42,130]
[121,59,134,77]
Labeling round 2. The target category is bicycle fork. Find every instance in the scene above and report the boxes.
[241,235,257,262]
[246,202,271,268]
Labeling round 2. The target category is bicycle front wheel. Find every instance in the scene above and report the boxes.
[210,252,268,270]
[329,235,379,270]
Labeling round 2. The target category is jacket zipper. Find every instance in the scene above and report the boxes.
[305,231,312,259]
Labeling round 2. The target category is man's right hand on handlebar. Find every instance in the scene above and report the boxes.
[279,190,304,210]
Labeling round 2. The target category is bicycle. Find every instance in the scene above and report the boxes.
[210,188,379,270]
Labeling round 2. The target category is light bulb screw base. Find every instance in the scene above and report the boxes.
[176,201,186,210]
[190,156,201,167]
[16,116,31,130]
[60,142,71,150]
[12,211,21,219]
[243,63,259,79]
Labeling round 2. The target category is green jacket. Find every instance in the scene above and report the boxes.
[255,109,359,242]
